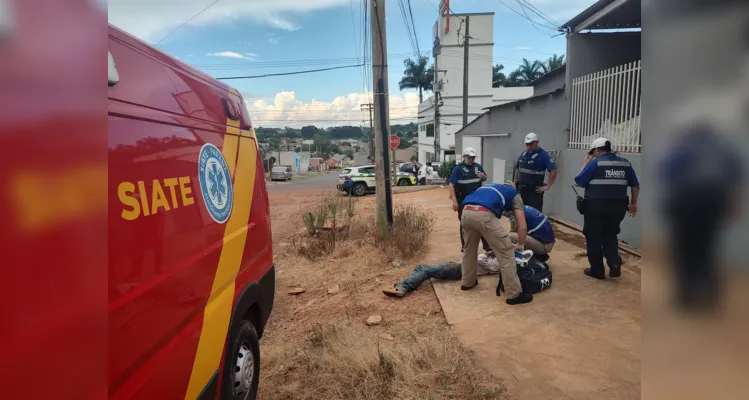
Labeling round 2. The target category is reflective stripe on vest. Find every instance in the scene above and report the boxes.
[477,186,506,209]
[589,179,628,185]
[455,164,482,198]
[585,156,631,199]
[527,216,549,235]
[517,151,545,186]
[597,160,631,167]
[518,168,545,175]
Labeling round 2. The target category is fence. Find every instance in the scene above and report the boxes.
[569,60,641,153]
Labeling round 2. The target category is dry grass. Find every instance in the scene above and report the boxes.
[259,322,507,400]
[375,204,435,262]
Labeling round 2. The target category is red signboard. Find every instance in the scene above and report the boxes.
[390,135,400,149]
[440,0,450,33]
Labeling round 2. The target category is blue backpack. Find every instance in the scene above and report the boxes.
[496,253,553,296]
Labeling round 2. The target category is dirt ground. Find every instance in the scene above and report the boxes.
[258,187,641,399]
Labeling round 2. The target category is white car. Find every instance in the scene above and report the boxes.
[337,164,416,196]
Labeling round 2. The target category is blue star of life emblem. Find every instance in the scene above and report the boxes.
[198,143,233,223]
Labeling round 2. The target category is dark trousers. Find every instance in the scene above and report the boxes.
[519,185,544,211]
[583,199,627,276]
[418,177,426,185]
[458,203,490,252]
[666,187,725,309]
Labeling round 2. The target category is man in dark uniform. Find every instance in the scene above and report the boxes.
[575,137,640,279]
[448,147,489,252]
[514,132,558,211]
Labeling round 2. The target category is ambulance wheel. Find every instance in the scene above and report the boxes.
[397,178,411,186]
[352,182,367,196]
[222,320,260,400]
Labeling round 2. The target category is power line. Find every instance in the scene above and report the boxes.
[154,0,220,45]
[216,64,363,80]
[515,0,551,34]
[494,0,557,35]
[406,0,421,57]
[518,0,560,28]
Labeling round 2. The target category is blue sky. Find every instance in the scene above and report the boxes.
[109,0,595,127]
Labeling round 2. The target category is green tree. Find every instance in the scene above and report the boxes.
[345,149,355,159]
[301,125,319,139]
[492,64,507,88]
[398,56,434,103]
[541,54,565,74]
[438,160,456,179]
[516,58,544,83]
[397,139,411,149]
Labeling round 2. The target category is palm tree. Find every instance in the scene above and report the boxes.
[540,54,565,74]
[398,56,434,103]
[492,64,507,87]
[513,58,544,85]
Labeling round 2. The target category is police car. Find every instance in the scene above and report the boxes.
[337,164,417,196]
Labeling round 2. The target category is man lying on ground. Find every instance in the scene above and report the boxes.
[382,252,498,298]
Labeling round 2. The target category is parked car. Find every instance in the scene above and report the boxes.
[271,165,293,181]
[337,164,416,196]
[109,24,274,400]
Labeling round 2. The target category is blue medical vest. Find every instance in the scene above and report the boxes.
[524,205,554,244]
[463,184,518,217]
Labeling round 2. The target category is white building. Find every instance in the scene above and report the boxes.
[417,11,533,163]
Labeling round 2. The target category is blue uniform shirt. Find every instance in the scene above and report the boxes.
[523,205,555,244]
[463,183,518,217]
[449,162,485,184]
[575,153,640,188]
[516,147,557,186]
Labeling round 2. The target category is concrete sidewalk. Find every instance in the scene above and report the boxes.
[426,208,641,399]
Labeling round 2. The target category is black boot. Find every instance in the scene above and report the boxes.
[506,292,533,305]
[584,268,605,280]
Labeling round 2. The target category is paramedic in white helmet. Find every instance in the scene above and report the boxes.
[514,132,558,212]
[449,147,490,252]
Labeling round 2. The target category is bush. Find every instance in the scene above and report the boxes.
[375,204,434,261]
[438,160,456,179]
[295,193,358,260]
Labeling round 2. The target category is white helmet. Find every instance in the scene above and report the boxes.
[524,132,539,144]
[463,147,477,157]
[591,137,609,149]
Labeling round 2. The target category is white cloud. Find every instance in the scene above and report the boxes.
[266,32,280,45]
[514,46,531,51]
[246,91,420,128]
[207,51,255,60]
[517,0,599,25]
[108,0,348,43]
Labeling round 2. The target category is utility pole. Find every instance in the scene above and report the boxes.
[371,0,393,234]
[462,15,470,127]
[360,102,374,160]
[434,54,440,163]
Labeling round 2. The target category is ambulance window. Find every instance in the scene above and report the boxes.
[108,51,119,86]
[0,0,13,38]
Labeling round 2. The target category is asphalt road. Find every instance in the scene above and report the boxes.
[267,171,341,195]
[266,151,369,195]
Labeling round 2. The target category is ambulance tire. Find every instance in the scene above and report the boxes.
[352,182,367,197]
[222,320,260,400]
[397,178,411,186]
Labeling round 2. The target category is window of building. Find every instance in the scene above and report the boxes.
[426,124,434,137]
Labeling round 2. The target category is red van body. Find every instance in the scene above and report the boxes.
[108,25,274,399]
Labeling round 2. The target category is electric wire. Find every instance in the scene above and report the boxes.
[154,0,220,45]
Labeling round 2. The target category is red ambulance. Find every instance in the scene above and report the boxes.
[108,25,274,400]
